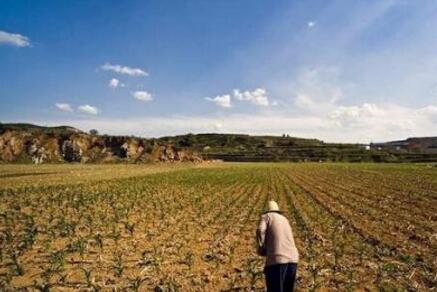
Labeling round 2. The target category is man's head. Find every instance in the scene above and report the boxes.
[268,200,280,212]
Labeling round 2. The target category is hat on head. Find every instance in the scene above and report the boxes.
[268,200,280,212]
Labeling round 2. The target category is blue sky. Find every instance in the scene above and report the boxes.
[1,0,437,142]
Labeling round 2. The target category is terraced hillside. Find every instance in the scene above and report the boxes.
[3,123,437,163]
[0,163,435,290]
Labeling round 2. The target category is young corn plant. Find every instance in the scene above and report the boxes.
[84,214,94,234]
[34,280,52,292]
[22,215,37,250]
[355,239,366,265]
[112,252,124,277]
[58,272,68,285]
[308,262,321,292]
[346,269,354,292]
[39,265,58,291]
[128,276,146,292]
[330,225,346,286]
[10,251,24,276]
[80,267,93,287]
[76,238,87,259]
[124,221,135,237]
[110,224,121,244]
[0,273,12,290]
[183,251,194,269]
[49,250,66,274]
[245,258,263,288]
[93,233,104,250]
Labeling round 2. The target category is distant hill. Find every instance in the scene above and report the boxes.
[0,123,82,134]
[158,133,324,149]
[0,123,201,164]
[1,123,437,163]
[158,133,437,162]
[371,137,437,153]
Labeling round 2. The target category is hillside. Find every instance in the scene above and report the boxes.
[158,133,437,162]
[371,137,437,153]
[0,123,202,164]
[1,123,437,163]
[0,123,82,134]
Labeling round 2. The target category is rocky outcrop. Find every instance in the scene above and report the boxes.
[0,130,202,164]
[149,144,202,163]
[29,135,61,164]
[121,138,145,160]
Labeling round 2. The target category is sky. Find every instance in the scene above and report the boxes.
[1,0,437,143]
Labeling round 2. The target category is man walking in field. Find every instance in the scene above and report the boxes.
[257,200,299,292]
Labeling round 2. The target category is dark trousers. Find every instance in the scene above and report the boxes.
[264,263,297,292]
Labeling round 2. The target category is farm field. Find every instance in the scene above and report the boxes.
[0,163,436,291]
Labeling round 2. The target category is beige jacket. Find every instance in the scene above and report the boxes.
[257,211,299,266]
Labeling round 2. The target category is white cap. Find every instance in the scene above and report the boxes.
[268,200,280,212]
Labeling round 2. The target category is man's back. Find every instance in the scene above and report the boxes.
[257,201,299,292]
[258,211,299,266]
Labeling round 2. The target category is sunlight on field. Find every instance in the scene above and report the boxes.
[0,163,220,189]
[0,163,436,290]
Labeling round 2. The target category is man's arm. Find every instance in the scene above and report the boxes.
[256,214,268,256]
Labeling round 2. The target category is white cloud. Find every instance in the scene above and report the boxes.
[205,88,270,108]
[418,105,437,123]
[108,78,125,88]
[418,105,437,115]
[285,67,349,116]
[307,21,316,28]
[325,103,421,141]
[132,91,153,102]
[205,95,231,108]
[36,115,327,139]
[329,103,385,120]
[55,103,73,112]
[0,30,30,47]
[101,63,148,77]
[23,101,437,143]
[214,122,223,131]
[233,88,270,106]
[78,104,99,115]
[294,94,315,109]
[293,67,345,105]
